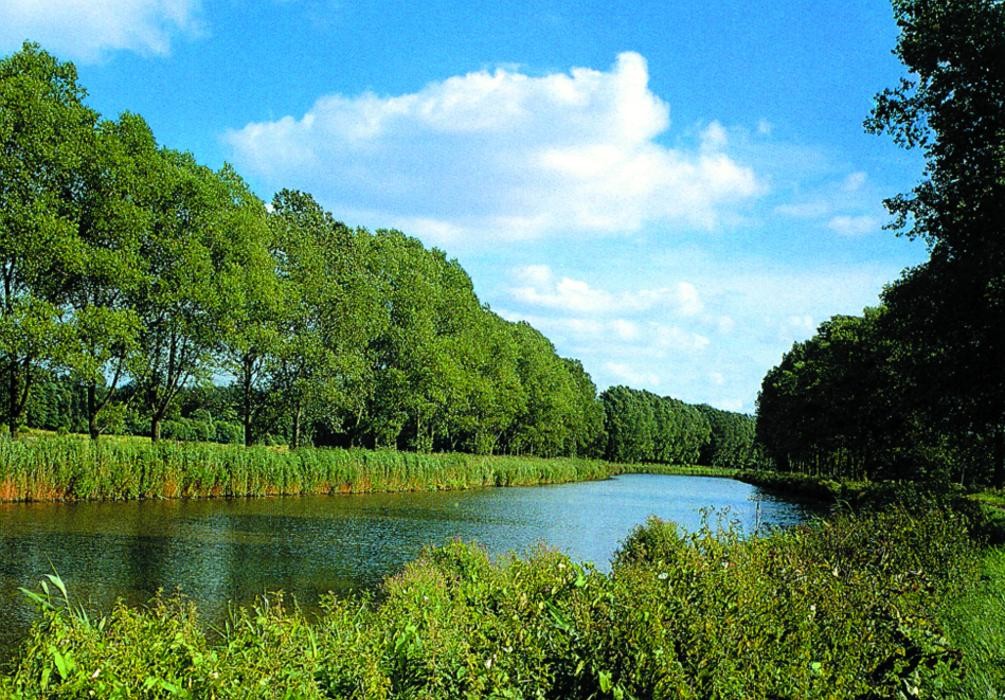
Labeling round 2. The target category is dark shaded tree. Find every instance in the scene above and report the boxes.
[866,0,1005,485]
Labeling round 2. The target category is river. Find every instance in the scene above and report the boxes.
[0,473,813,660]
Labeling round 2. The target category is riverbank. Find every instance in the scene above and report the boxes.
[0,501,984,697]
[735,468,1005,695]
[0,435,741,503]
[734,469,870,503]
[736,468,1005,538]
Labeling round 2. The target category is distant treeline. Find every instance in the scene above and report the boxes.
[602,386,767,469]
[9,376,764,470]
[1,43,759,467]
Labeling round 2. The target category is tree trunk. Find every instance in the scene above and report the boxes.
[7,363,17,439]
[242,356,253,447]
[291,400,302,450]
[994,423,1004,489]
[151,414,162,443]
[87,382,99,440]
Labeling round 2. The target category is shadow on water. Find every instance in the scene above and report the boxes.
[0,474,816,661]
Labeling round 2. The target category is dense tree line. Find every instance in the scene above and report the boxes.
[756,308,948,481]
[0,42,610,457]
[0,41,777,466]
[757,0,1005,487]
[696,403,768,469]
[600,386,766,468]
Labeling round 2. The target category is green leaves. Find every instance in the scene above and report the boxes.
[0,43,99,436]
[0,41,605,458]
[600,386,720,466]
[866,0,1005,487]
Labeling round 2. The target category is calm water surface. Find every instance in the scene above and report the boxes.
[0,474,813,658]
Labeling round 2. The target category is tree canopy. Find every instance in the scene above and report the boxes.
[866,0,1005,485]
[756,0,1005,488]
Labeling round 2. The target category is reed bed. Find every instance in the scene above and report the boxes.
[0,437,616,503]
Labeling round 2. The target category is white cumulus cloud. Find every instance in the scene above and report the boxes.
[226,52,762,244]
[0,0,203,62]
[510,264,703,316]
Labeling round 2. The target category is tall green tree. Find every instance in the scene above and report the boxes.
[268,190,376,448]
[214,167,277,446]
[0,43,96,436]
[130,152,240,442]
[366,231,449,451]
[59,113,154,439]
[601,386,656,464]
[504,322,578,457]
[453,311,525,455]
[866,0,1005,485]
[560,358,606,458]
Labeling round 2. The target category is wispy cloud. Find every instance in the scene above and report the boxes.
[827,214,880,237]
[0,0,204,62]
[491,249,916,412]
[772,167,884,237]
[509,264,703,316]
[605,362,661,388]
[226,52,763,245]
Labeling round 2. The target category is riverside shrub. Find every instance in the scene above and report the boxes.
[0,506,980,698]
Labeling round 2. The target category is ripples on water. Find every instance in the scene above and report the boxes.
[0,474,813,658]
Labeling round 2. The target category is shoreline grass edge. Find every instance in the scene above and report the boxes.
[0,436,741,504]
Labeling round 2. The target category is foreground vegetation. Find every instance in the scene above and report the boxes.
[0,499,988,698]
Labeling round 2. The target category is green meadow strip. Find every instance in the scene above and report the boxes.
[941,545,1005,697]
[0,437,644,503]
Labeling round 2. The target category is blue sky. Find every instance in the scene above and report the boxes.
[2,0,928,412]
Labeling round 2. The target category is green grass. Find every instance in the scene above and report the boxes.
[973,490,1005,511]
[733,469,874,503]
[0,436,623,502]
[615,463,740,478]
[941,545,1005,698]
[0,434,744,503]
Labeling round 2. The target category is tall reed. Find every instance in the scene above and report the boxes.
[0,436,618,503]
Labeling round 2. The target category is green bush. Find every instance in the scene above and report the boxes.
[214,421,244,445]
[1,505,981,698]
